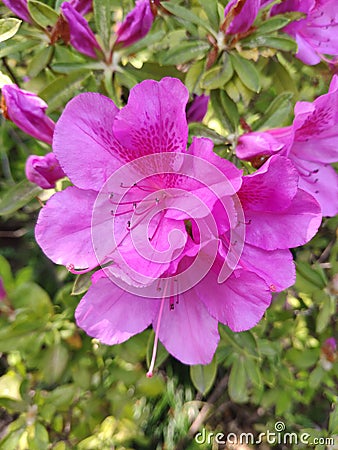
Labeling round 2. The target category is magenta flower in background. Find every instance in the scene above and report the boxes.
[115,0,155,48]
[2,0,31,23]
[25,153,66,189]
[0,277,6,301]
[236,75,338,216]
[61,3,102,58]
[186,94,209,123]
[66,0,92,16]
[1,84,55,144]
[223,0,260,35]
[271,0,338,65]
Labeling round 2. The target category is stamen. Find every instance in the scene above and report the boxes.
[66,263,96,274]
[147,280,168,378]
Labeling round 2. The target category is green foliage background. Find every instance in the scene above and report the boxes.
[0,0,337,448]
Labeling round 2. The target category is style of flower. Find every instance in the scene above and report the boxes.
[186,94,209,123]
[25,153,65,189]
[271,0,338,65]
[115,0,155,48]
[1,84,55,144]
[236,75,338,216]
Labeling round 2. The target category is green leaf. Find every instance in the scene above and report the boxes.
[316,294,333,333]
[0,38,40,59]
[0,179,41,216]
[230,52,261,93]
[254,91,293,130]
[27,45,54,77]
[200,55,233,90]
[296,261,326,290]
[122,30,166,55]
[39,70,93,112]
[210,89,238,132]
[71,273,92,296]
[41,344,69,384]
[185,59,205,94]
[93,0,111,50]
[257,15,292,34]
[243,35,297,52]
[0,18,22,43]
[188,123,225,145]
[159,41,210,66]
[190,357,217,395]
[161,2,217,38]
[28,0,59,28]
[244,357,262,387]
[228,357,248,403]
[197,0,219,31]
[328,405,338,434]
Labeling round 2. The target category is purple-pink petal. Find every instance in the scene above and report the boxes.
[156,288,220,365]
[25,153,65,189]
[113,78,189,155]
[224,0,260,35]
[1,84,55,144]
[115,0,154,48]
[196,268,271,332]
[35,186,98,269]
[61,2,101,58]
[2,0,31,23]
[53,92,124,191]
[75,275,158,345]
[244,188,322,250]
[186,94,209,123]
[235,131,288,160]
[0,277,6,301]
[67,0,92,15]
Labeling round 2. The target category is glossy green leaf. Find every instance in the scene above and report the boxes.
[71,273,92,296]
[159,41,210,66]
[228,357,248,403]
[257,15,292,34]
[210,89,238,132]
[243,35,297,52]
[0,18,22,43]
[316,294,333,333]
[254,91,293,129]
[190,357,217,395]
[188,123,225,145]
[41,344,69,384]
[185,59,205,94]
[197,0,219,31]
[0,179,41,216]
[161,2,217,38]
[0,39,40,58]
[27,45,54,77]
[200,55,233,90]
[93,0,110,50]
[28,0,59,28]
[230,52,261,93]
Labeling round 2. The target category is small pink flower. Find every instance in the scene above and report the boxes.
[186,94,209,123]
[236,75,338,216]
[115,0,155,48]
[1,84,55,144]
[25,153,66,189]
[271,0,338,65]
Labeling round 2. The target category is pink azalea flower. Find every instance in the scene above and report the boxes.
[271,0,338,65]
[1,84,55,144]
[115,0,155,48]
[236,75,338,216]
[186,94,209,123]
[0,277,6,301]
[2,0,31,23]
[223,0,261,35]
[61,3,102,59]
[25,153,66,189]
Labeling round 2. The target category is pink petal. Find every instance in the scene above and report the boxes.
[113,78,189,155]
[75,276,158,344]
[224,0,260,35]
[244,188,322,250]
[236,131,286,161]
[197,269,271,332]
[239,244,296,292]
[61,3,101,58]
[25,152,65,189]
[2,0,31,22]
[239,155,299,212]
[53,93,124,191]
[156,288,220,365]
[35,187,98,268]
[186,94,209,123]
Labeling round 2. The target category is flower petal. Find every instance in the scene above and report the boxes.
[2,0,31,22]
[156,288,220,365]
[197,269,271,332]
[113,78,189,155]
[244,188,322,250]
[53,92,124,191]
[75,276,158,344]
[35,186,98,268]
[25,152,65,189]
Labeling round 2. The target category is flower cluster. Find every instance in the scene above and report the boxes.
[24,77,322,374]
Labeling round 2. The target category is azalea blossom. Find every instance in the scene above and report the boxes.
[236,75,338,216]
[1,84,55,144]
[271,0,338,65]
[186,94,209,123]
[115,0,155,48]
[25,153,65,189]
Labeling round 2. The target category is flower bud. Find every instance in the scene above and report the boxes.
[25,153,65,189]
